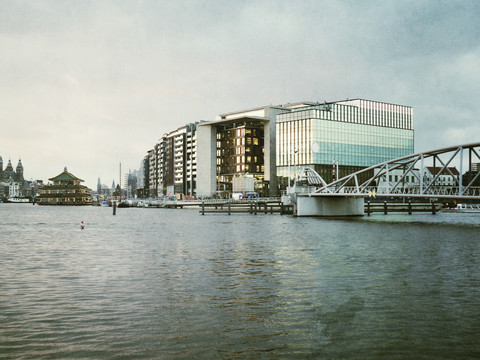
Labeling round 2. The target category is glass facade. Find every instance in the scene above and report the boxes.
[276,99,414,186]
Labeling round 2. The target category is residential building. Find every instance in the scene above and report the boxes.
[424,166,459,186]
[147,148,156,197]
[197,104,296,198]
[145,122,200,198]
[375,168,420,191]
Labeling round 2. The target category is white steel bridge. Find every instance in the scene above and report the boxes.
[298,142,480,201]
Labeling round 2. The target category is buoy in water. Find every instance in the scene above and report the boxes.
[80,221,85,230]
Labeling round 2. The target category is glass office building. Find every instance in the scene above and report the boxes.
[276,99,414,186]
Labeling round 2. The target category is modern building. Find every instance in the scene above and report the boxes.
[35,167,92,205]
[196,104,300,198]
[147,148,156,197]
[146,122,200,198]
[136,156,149,198]
[276,99,414,188]
[196,99,414,198]
[123,169,138,198]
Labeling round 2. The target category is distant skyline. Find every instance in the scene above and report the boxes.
[1,0,479,189]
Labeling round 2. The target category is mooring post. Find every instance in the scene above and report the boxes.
[254,202,257,215]
[432,202,436,214]
[113,201,116,215]
[384,201,388,215]
[367,201,371,216]
[201,201,205,215]
[408,201,412,215]
[228,201,231,215]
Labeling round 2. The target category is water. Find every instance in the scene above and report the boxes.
[1,204,480,359]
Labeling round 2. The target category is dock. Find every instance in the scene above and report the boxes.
[365,201,441,215]
[199,200,293,215]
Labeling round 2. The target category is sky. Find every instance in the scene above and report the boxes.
[1,0,479,189]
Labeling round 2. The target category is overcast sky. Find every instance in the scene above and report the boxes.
[1,0,479,189]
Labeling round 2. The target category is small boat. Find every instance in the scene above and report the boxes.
[443,203,480,213]
[6,197,32,203]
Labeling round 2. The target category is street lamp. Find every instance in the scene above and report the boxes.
[332,157,339,181]
[294,147,299,193]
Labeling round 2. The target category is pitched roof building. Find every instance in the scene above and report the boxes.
[35,167,92,205]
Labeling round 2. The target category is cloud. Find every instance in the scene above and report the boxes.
[1,0,479,188]
[61,73,80,87]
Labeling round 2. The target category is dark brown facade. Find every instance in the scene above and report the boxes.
[216,122,265,195]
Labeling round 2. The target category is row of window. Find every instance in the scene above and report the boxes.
[216,127,260,139]
[217,164,264,174]
[276,118,413,167]
[278,101,413,130]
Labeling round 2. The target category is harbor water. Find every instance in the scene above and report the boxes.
[1,204,480,359]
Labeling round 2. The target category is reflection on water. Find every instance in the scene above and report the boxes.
[1,205,480,359]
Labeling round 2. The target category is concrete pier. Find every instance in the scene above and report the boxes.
[296,195,364,217]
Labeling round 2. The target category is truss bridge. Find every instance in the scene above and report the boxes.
[293,143,480,216]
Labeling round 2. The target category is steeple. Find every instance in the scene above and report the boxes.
[5,159,13,172]
[16,159,24,181]
[3,159,15,182]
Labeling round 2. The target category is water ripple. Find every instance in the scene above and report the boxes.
[1,205,480,358]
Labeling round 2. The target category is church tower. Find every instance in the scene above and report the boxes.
[4,159,14,180]
[16,159,24,181]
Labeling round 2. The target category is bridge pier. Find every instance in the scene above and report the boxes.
[296,196,364,217]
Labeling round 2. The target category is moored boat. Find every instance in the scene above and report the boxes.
[6,196,32,203]
[443,203,480,213]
